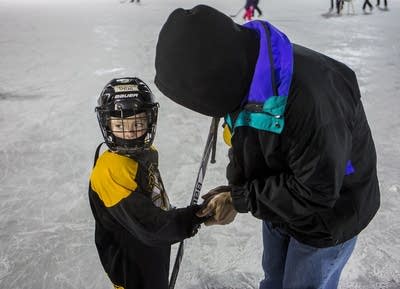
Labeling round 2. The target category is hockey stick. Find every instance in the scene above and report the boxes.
[168,117,220,289]
[210,117,219,164]
[229,7,244,17]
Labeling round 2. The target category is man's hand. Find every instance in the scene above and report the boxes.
[196,186,237,226]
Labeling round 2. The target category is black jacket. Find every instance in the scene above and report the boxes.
[88,148,202,288]
[228,44,380,247]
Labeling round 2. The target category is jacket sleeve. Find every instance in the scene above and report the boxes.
[107,192,204,247]
[229,118,352,226]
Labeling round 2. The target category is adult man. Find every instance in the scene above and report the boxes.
[154,5,380,289]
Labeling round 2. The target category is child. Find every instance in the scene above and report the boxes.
[243,5,255,21]
[88,77,205,289]
[362,0,374,12]
[243,0,262,21]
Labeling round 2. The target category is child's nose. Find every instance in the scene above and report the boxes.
[123,131,136,139]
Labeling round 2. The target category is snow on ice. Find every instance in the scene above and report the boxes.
[0,0,399,288]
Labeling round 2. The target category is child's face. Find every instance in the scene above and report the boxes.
[109,112,148,140]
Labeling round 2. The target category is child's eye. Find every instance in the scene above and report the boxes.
[135,120,147,128]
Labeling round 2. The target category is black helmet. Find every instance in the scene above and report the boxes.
[96,77,159,155]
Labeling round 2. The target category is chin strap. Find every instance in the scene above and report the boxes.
[93,142,106,168]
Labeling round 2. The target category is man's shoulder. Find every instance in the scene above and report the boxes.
[292,43,355,79]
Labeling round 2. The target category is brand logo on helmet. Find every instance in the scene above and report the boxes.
[114,93,138,99]
[114,85,139,93]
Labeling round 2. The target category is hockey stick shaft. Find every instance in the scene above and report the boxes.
[229,7,244,17]
[210,118,219,164]
[168,117,220,289]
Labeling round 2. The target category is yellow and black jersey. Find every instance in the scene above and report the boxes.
[91,149,171,211]
[89,148,202,245]
[88,147,203,289]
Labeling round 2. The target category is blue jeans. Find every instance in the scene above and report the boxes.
[259,221,356,289]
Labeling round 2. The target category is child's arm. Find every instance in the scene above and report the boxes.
[107,191,205,247]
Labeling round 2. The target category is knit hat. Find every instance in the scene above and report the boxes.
[154,5,259,117]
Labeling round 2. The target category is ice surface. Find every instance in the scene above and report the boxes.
[0,0,399,288]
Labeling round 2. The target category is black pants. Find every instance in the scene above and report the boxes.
[106,238,171,289]
[376,0,387,6]
[339,0,344,14]
[254,5,263,16]
[363,0,373,9]
[331,0,339,10]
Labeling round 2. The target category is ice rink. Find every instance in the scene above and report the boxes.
[0,0,399,288]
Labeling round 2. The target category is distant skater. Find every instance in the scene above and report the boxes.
[331,0,343,14]
[243,0,255,21]
[363,0,373,12]
[337,0,343,14]
[243,0,262,21]
[376,0,388,9]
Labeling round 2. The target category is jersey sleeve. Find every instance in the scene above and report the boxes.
[108,192,203,246]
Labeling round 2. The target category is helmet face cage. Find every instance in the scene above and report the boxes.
[96,77,159,155]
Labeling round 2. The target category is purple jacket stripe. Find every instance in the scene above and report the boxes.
[243,21,293,103]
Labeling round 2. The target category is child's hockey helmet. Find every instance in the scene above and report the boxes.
[96,77,159,155]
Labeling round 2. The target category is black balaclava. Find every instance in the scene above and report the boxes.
[154,5,259,117]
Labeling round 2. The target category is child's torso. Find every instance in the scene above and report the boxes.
[90,148,171,211]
